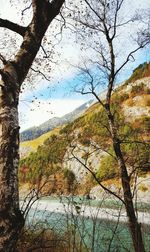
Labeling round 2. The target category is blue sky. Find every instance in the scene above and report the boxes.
[1,0,149,131]
[19,72,91,131]
[19,45,150,131]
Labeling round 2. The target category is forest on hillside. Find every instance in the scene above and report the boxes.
[20,69,150,194]
[0,0,149,251]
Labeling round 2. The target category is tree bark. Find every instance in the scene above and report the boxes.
[0,64,24,251]
[106,108,145,252]
[0,0,65,250]
[104,23,145,251]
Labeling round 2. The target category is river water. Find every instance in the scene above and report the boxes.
[22,196,150,252]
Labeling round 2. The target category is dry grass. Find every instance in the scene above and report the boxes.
[123,94,150,107]
[17,226,89,252]
[138,184,149,192]
[20,128,60,152]
[17,229,70,252]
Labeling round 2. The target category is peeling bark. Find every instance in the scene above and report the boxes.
[0,0,65,250]
[0,64,24,251]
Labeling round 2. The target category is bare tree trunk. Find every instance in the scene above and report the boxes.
[0,1,65,250]
[0,67,24,251]
[106,108,145,252]
[70,0,148,249]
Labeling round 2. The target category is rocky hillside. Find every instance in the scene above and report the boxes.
[19,63,150,197]
[20,100,93,141]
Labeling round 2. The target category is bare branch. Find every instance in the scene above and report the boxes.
[0,18,26,36]
[111,0,125,39]
[92,89,105,107]
[90,142,116,159]
[70,145,125,204]
[31,67,50,81]
[0,53,7,65]
[21,3,32,16]
[115,44,148,77]
[84,0,103,22]
[40,44,50,58]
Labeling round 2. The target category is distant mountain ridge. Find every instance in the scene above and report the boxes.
[20,74,150,196]
[20,61,150,142]
[20,100,93,142]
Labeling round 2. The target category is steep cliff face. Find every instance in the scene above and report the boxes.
[122,77,150,122]
[19,73,150,196]
[62,77,150,182]
[63,142,107,182]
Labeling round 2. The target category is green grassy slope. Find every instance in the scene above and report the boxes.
[125,61,150,83]
[19,64,150,193]
[20,128,60,154]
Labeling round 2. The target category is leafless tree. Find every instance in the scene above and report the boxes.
[0,1,65,251]
[65,0,150,251]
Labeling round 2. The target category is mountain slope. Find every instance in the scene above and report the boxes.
[19,69,150,196]
[20,100,93,142]
[20,128,60,158]
[125,61,150,83]
[20,61,150,143]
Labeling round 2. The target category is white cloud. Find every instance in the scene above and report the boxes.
[2,0,149,132]
[19,98,85,131]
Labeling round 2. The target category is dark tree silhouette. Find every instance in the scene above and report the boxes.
[67,0,149,251]
[0,1,65,251]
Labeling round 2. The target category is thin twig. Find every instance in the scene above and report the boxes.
[31,67,50,81]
